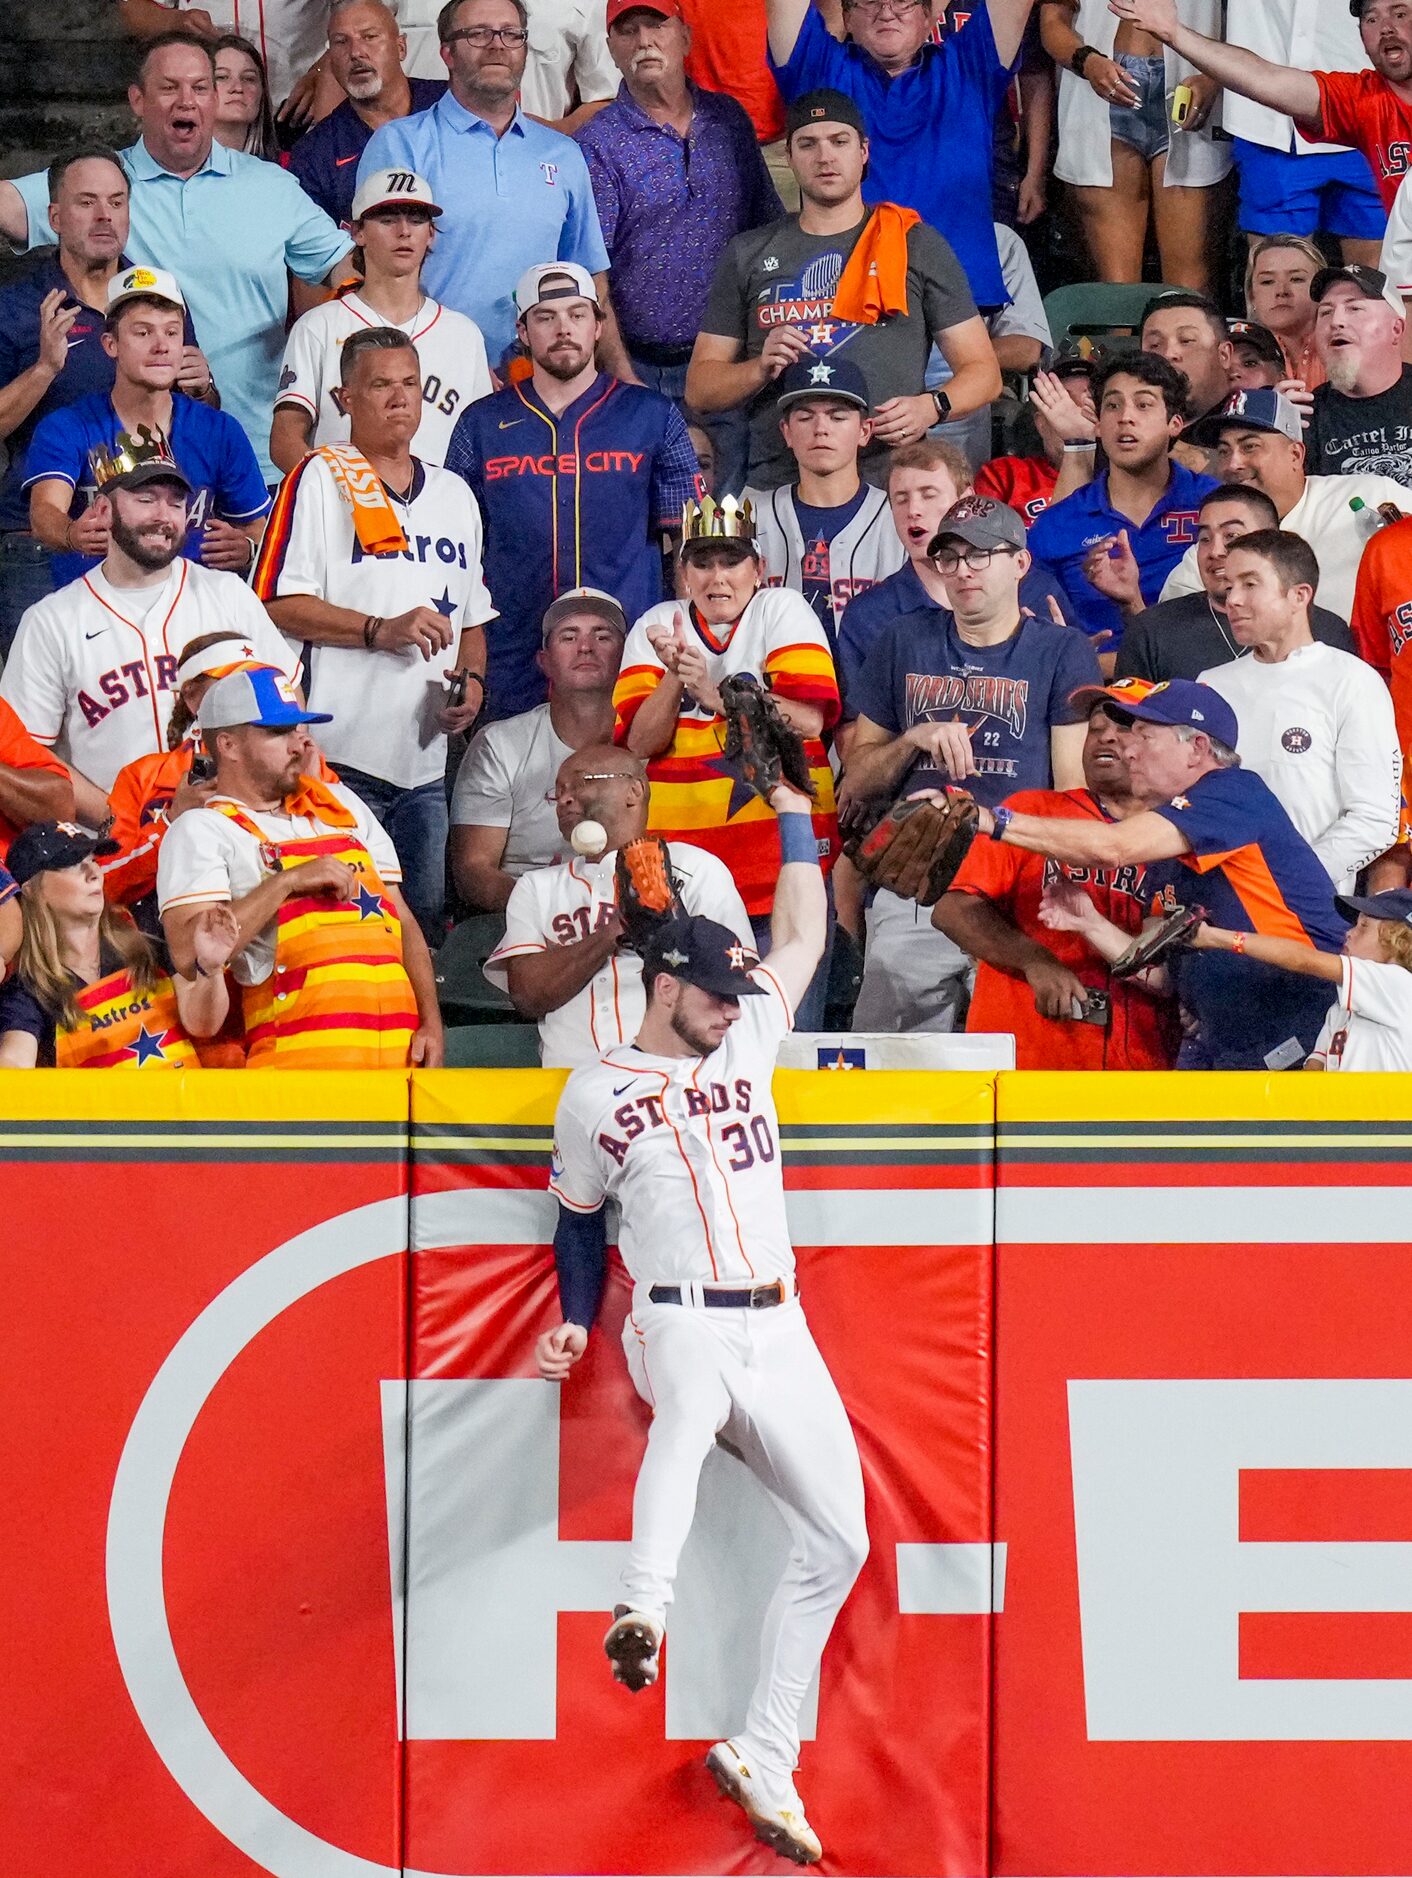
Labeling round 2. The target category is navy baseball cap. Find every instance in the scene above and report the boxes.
[1120,678,1239,749]
[1227,319,1285,369]
[776,354,870,413]
[642,915,767,998]
[784,88,867,141]
[8,819,118,885]
[199,665,332,732]
[1336,888,1412,925]
[1184,386,1304,448]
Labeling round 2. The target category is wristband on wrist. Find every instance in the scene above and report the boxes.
[990,805,1014,842]
[1231,930,1246,955]
[1070,43,1100,77]
[1063,439,1097,453]
[777,811,818,866]
[363,615,384,649]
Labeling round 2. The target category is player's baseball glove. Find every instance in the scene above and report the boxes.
[714,674,816,803]
[1110,903,1206,980]
[615,836,681,951]
[846,792,980,906]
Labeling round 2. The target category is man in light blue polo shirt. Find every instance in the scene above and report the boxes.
[357,0,630,376]
[764,0,1040,311]
[0,33,353,486]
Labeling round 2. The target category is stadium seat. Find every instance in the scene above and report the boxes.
[442,1023,543,1068]
[1042,281,1176,351]
[434,914,513,1022]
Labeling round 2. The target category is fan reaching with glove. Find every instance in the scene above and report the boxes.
[846,791,982,906]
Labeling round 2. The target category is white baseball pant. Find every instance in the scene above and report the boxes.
[620,1294,869,1779]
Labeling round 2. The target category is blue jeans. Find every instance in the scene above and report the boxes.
[750,880,836,1033]
[0,533,56,657]
[332,764,448,946]
[629,354,750,499]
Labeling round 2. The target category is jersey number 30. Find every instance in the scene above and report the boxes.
[720,1115,776,1171]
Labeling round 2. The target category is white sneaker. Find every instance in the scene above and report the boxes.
[705,1739,822,1865]
[603,1605,663,1691]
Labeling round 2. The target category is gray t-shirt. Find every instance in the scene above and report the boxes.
[700,211,978,490]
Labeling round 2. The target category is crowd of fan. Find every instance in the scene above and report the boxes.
[1,0,1412,1073]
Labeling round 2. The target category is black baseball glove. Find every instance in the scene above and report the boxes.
[713,673,816,803]
[1110,904,1207,979]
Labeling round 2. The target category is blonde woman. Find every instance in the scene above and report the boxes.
[1245,235,1330,390]
[0,822,235,1068]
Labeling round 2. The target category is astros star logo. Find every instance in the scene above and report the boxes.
[354,884,384,921]
[430,588,456,619]
[807,362,835,385]
[725,943,746,971]
[128,1025,170,1066]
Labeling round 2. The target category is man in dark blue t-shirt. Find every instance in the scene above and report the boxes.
[843,492,1101,1031]
[0,149,209,650]
[289,0,446,227]
[966,677,1345,1068]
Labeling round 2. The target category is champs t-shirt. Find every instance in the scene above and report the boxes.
[700,213,977,490]
[849,606,1101,807]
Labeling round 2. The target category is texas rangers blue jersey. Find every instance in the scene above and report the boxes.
[446,371,702,719]
[22,390,271,589]
[1027,461,1218,649]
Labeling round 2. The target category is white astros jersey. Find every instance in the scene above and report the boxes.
[0,559,298,791]
[255,453,497,788]
[485,840,753,1067]
[277,292,493,467]
[549,963,798,1286]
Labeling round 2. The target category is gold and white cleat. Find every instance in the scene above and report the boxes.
[603,1605,663,1691]
[705,1738,822,1865]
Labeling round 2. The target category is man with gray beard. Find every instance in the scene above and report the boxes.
[1305,264,1412,490]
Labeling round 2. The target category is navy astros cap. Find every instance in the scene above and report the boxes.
[8,819,118,886]
[775,354,870,412]
[642,915,768,998]
[1184,386,1304,448]
[784,88,867,141]
[1336,888,1412,926]
[1119,678,1239,750]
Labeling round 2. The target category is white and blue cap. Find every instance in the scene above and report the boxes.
[199,664,332,732]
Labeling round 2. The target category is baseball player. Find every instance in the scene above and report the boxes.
[537,775,868,1866]
[485,744,752,1066]
[271,169,492,475]
[1,435,295,823]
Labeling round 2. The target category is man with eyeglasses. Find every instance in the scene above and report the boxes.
[486,744,752,1065]
[763,0,1040,312]
[356,0,632,379]
[842,495,1100,1032]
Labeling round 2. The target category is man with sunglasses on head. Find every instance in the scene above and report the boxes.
[356,0,634,379]
[842,495,1100,1032]
[763,0,1040,314]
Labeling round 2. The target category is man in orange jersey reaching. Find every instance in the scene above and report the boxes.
[157,663,442,1067]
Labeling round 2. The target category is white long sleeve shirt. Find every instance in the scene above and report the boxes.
[1199,641,1402,893]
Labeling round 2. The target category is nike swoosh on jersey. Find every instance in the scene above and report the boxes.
[335,154,359,166]
[497,418,523,430]
[612,1081,635,1096]
[85,628,108,639]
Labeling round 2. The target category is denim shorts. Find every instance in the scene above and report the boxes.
[1109,51,1169,164]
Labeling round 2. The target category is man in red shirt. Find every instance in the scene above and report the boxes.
[1112,0,1412,211]
[933,679,1177,1069]
[0,697,72,862]
[973,343,1101,524]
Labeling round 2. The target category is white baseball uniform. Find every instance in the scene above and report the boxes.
[486,840,753,1066]
[256,453,497,789]
[746,481,905,642]
[549,965,869,1781]
[1309,954,1412,1072]
[277,292,493,468]
[0,559,298,791]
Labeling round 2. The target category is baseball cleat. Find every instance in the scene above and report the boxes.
[603,1605,663,1691]
[705,1739,822,1865]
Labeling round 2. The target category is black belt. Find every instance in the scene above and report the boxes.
[628,338,696,367]
[649,1279,788,1309]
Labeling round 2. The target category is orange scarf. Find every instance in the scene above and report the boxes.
[315,444,408,557]
[831,204,921,325]
[284,774,358,829]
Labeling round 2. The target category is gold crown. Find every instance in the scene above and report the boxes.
[681,493,757,546]
[88,425,179,491]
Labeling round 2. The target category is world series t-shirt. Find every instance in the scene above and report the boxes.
[700,213,977,490]
[849,605,1101,807]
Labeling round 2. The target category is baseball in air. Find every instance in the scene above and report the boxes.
[571,819,608,856]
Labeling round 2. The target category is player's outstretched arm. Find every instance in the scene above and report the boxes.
[763,780,827,1015]
[536,1203,609,1380]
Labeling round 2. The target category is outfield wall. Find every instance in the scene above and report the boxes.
[4,1068,1410,1877]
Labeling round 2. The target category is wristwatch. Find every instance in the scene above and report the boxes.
[990,805,1015,843]
[1070,44,1100,77]
[931,388,952,423]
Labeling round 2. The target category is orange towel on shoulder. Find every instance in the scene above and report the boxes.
[284,774,358,829]
[831,203,921,325]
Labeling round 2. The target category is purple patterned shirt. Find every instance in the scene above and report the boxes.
[576,80,781,356]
